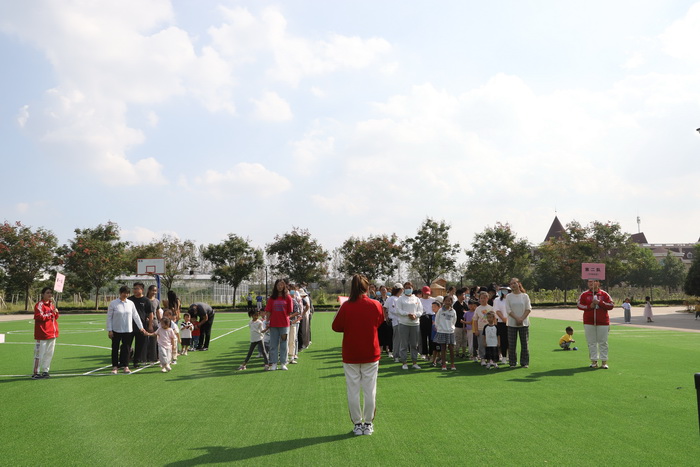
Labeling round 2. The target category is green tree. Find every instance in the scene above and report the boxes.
[338,234,403,282]
[626,246,661,291]
[465,222,531,287]
[266,228,329,284]
[0,221,58,310]
[589,221,637,287]
[684,244,700,296]
[403,218,460,286]
[657,251,686,291]
[533,221,600,303]
[203,234,263,307]
[60,222,129,310]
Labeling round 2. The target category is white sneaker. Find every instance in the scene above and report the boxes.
[280,364,288,371]
[411,364,421,370]
[353,424,364,436]
[394,358,400,363]
[493,363,499,369]
[271,363,277,371]
[480,360,487,366]
[401,364,408,370]
[362,423,374,435]
[387,352,393,358]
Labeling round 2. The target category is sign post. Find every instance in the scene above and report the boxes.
[53,272,66,309]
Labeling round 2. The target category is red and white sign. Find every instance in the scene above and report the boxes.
[54,272,66,293]
[581,263,605,280]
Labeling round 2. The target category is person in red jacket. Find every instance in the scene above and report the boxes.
[332,274,384,436]
[33,287,59,379]
[577,279,614,369]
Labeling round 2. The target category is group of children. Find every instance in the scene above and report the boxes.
[146,311,202,373]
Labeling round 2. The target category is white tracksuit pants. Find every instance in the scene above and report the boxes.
[343,361,379,425]
[584,324,609,362]
[34,338,56,374]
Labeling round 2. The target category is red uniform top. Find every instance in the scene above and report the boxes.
[332,295,384,364]
[34,300,59,340]
[265,295,294,328]
[577,289,614,326]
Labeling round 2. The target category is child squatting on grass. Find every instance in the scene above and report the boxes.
[145,317,178,373]
[239,309,270,371]
[559,327,578,350]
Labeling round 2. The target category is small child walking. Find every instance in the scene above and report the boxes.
[147,317,178,372]
[239,309,269,370]
[482,311,502,369]
[191,315,200,351]
[559,326,578,350]
[180,313,194,356]
[434,296,457,371]
[644,297,654,323]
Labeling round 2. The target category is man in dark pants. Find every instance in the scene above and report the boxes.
[189,302,215,350]
[128,282,153,368]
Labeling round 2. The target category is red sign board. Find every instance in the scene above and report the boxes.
[581,263,605,280]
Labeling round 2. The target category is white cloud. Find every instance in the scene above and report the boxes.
[121,226,180,244]
[209,6,393,86]
[659,3,700,65]
[291,125,335,164]
[17,105,29,128]
[192,162,292,199]
[16,202,29,213]
[251,91,293,121]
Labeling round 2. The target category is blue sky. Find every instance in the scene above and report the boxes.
[1,0,699,260]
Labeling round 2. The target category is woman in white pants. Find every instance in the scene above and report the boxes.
[33,288,59,379]
[332,274,385,436]
[577,280,614,369]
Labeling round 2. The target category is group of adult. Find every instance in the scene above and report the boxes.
[105,282,215,374]
[330,276,619,436]
[371,280,533,369]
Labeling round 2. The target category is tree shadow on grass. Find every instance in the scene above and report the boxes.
[507,366,596,382]
[164,433,353,466]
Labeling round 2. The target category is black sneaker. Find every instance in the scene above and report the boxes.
[41,372,50,378]
[31,373,44,379]
[352,423,364,436]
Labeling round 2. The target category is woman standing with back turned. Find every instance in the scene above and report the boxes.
[332,274,384,436]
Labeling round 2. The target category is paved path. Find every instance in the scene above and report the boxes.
[530,305,700,333]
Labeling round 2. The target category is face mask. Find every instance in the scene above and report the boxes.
[289,290,296,296]
[404,288,413,296]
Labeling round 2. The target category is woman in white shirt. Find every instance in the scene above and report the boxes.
[107,285,146,374]
[505,277,531,368]
[396,281,423,370]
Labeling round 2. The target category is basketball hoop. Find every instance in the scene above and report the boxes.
[137,258,166,276]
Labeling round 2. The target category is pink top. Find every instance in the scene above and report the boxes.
[155,327,177,350]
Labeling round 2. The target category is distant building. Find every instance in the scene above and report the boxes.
[543,216,697,267]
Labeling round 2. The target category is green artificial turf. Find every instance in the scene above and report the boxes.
[1,313,698,466]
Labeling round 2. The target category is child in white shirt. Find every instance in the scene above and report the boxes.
[239,310,269,370]
[434,296,457,371]
[482,311,502,369]
[180,313,194,355]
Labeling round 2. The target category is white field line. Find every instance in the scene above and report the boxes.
[0,324,248,378]
[211,325,248,342]
[83,365,114,375]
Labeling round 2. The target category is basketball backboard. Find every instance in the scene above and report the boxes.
[137,258,166,275]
